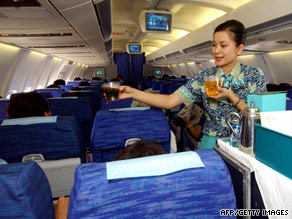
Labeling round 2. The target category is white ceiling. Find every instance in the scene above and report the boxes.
[0,0,291,67]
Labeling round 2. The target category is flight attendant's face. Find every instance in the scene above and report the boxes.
[212,31,243,73]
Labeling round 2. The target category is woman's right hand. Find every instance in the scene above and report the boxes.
[118,86,134,100]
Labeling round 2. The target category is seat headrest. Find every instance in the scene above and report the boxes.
[1,116,57,126]
[106,151,204,180]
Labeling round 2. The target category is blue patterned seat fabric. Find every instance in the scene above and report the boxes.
[67,81,80,87]
[67,149,236,218]
[91,109,170,162]
[0,162,54,219]
[47,97,95,148]
[100,98,133,110]
[0,99,8,121]
[0,116,85,163]
[62,91,101,111]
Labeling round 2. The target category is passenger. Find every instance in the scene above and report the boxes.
[170,76,177,79]
[114,20,267,149]
[162,74,169,79]
[54,196,69,219]
[122,80,137,88]
[78,81,91,86]
[74,77,82,81]
[53,79,66,86]
[116,75,123,81]
[47,84,60,88]
[181,75,186,78]
[113,139,166,161]
[6,92,52,119]
[92,76,102,81]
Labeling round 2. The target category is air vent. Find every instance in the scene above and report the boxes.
[183,41,212,54]
[27,45,86,49]
[155,56,165,61]
[0,33,72,37]
[0,0,41,7]
[165,51,182,58]
[276,40,292,44]
[94,0,112,41]
[246,14,292,38]
[148,59,154,63]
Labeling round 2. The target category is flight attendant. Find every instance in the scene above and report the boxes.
[117,20,267,149]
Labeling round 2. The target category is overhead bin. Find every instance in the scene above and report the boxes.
[48,0,112,65]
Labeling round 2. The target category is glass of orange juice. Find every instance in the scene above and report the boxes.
[204,76,223,96]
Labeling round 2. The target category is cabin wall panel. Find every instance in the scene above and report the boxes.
[0,43,86,98]
[262,51,292,85]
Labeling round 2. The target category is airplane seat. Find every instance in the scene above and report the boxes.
[35,88,64,98]
[62,91,100,111]
[67,149,236,218]
[0,161,54,219]
[59,85,73,92]
[90,81,104,86]
[140,78,147,90]
[152,81,166,90]
[287,88,292,99]
[0,116,85,163]
[147,80,155,89]
[67,81,80,87]
[91,109,171,162]
[47,97,95,149]
[167,83,182,95]
[100,98,133,110]
[0,99,8,121]
[159,82,174,94]
[286,99,292,110]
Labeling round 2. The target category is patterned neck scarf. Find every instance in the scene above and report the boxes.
[217,61,245,91]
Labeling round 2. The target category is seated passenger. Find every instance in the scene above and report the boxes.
[92,77,102,81]
[54,79,66,86]
[54,196,69,219]
[78,81,91,86]
[47,84,60,88]
[113,139,166,161]
[6,92,52,118]
[74,77,82,81]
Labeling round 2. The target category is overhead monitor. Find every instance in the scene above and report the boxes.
[154,68,163,76]
[139,10,173,33]
[126,43,143,54]
[95,68,105,77]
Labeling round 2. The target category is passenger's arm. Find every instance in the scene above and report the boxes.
[118,86,183,109]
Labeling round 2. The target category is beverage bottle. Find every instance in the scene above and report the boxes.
[229,117,240,147]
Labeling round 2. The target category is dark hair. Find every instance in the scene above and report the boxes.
[47,84,60,88]
[92,77,102,81]
[53,79,66,85]
[113,139,166,161]
[214,20,246,46]
[170,76,176,79]
[7,92,50,119]
[122,80,137,88]
[74,77,82,81]
[78,81,91,86]
[181,75,186,78]
[162,74,169,79]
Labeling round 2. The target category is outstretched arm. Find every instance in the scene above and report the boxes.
[118,86,183,110]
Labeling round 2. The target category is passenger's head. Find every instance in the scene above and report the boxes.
[53,79,66,85]
[6,92,51,119]
[181,75,186,78]
[111,78,120,82]
[74,77,82,81]
[92,77,102,81]
[212,20,245,69]
[47,84,60,88]
[162,74,169,79]
[170,76,176,79]
[122,80,137,88]
[113,139,166,161]
[78,81,91,86]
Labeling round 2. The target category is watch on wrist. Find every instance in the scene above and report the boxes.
[232,97,241,107]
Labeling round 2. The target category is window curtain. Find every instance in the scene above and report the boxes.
[114,52,145,85]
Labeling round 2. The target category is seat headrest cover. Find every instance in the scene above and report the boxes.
[106,151,204,180]
[109,106,150,112]
[1,116,57,126]
[0,159,7,165]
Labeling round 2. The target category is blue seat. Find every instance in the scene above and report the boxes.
[91,109,171,162]
[160,82,175,94]
[47,97,95,148]
[100,98,133,110]
[0,99,8,121]
[62,91,100,111]
[287,89,292,99]
[0,162,54,219]
[35,88,63,97]
[59,85,73,92]
[67,81,80,87]
[67,149,236,218]
[0,116,85,163]
[152,81,166,90]
[168,83,182,95]
[286,99,292,110]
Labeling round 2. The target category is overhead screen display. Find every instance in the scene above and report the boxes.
[96,70,104,76]
[129,44,142,53]
[146,13,171,31]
